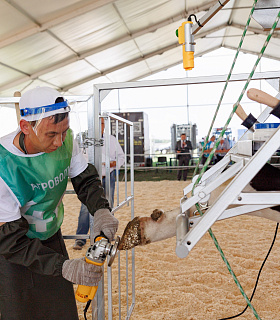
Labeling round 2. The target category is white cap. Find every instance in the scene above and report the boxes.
[19,87,70,121]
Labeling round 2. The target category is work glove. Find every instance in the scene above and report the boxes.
[93,208,119,242]
[62,257,102,286]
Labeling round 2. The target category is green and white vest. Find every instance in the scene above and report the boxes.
[0,130,73,240]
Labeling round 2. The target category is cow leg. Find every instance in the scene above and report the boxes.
[119,163,280,251]
[118,208,180,250]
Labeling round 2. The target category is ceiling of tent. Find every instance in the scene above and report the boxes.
[0,0,280,97]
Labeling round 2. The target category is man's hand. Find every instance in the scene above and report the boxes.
[93,208,119,241]
[62,258,102,286]
[110,161,116,168]
[102,161,116,168]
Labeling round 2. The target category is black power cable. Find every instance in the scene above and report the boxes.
[219,222,279,320]
[84,300,92,320]
[188,14,202,27]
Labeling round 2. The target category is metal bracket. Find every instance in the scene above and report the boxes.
[77,131,104,151]
[84,137,104,147]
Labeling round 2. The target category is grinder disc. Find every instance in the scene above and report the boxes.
[108,235,120,267]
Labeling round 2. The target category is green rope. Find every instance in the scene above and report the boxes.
[189,2,280,319]
[192,0,258,180]
[197,8,280,185]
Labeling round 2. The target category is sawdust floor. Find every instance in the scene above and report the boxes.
[62,180,280,320]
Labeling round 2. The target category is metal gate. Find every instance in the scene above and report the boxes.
[88,110,135,320]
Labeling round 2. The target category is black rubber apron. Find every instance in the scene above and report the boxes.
[0,230,79,320]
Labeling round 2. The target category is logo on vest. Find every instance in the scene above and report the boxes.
[31,166,69,191]
[22,201,60,233]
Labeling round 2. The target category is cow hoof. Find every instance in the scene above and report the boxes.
[118,217,142,250]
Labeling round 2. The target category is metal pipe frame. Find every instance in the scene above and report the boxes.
[189,203,273,228]
[92,72,280,318]
[180,156,244,214]
[177,124,280,258]
[93,70,280,91]
[101,112,135,320]
[183,155,231,196]
[192,0,231,35]
[90,86,135,319]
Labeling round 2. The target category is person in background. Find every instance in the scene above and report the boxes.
[0,87,118,319]
[175,133,192,181]
[216,136,231,162]
[231,136,236,147]
[202,135,216,165]
[199,137,205,151]
[73,117,125,250]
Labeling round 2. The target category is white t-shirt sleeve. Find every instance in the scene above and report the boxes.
[0,177,21,222]
[68,138,88,178]
[115,137,125,169]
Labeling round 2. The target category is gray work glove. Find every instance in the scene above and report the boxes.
[93,208,119,242]
[62,257,102,286]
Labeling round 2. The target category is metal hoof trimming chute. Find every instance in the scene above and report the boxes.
[177,88,280,258]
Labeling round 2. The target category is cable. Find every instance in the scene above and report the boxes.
[83,300,92,320]
[219,222,279,320]
[188,14,202,27]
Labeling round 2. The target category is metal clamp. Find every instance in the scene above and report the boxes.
[77,131,104,151]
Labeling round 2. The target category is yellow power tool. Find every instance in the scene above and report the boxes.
[75,234,120,303]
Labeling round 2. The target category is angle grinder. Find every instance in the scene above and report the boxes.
[75,233,120,303]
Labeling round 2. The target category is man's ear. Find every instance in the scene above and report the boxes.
[20,119,32,135]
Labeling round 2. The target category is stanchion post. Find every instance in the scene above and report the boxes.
[14,91,21,124]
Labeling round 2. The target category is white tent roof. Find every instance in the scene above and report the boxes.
[0,0,280,97]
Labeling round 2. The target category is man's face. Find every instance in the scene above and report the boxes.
[181,134,186,141]
[30,116,70,153]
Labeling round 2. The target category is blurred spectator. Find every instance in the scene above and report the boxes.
[216,137,230,162]
[73,118,125,250]
[202,135,216,165]
[175,133,192,181]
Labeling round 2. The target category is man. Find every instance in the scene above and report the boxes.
[74,117,125,250]
[202,135,216,165]
[175,133,192,181]
[0,87,118,319]
[216,136,230,162]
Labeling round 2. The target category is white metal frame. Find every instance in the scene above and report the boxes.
[102,112,135,320]
[90,93,135,320]
[176,113,280,258]
[91,71,280,318]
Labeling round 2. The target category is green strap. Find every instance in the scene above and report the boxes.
[192,0,258,180]
[200,8,280,180]
[189,2,280,319]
